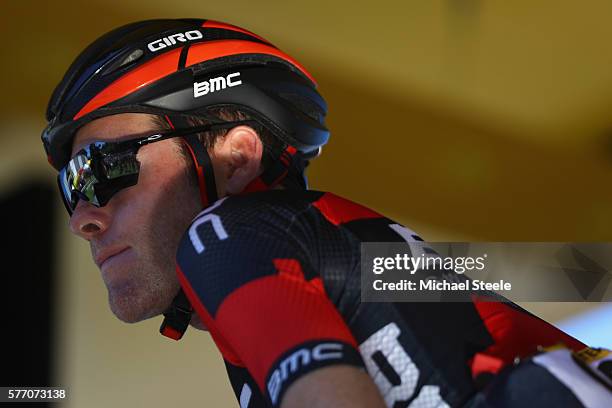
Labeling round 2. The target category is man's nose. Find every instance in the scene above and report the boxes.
[68,200,112,240]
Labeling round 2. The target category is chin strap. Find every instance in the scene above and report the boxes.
[159,114,219,341]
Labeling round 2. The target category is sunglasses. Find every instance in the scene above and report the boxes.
[58,121,253,215]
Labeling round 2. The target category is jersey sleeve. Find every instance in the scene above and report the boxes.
[176,199,365,407]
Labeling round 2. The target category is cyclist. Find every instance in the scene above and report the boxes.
[42,18,611,408]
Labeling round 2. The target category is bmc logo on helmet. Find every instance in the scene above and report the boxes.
[193,72,242,98]
[147,30,203,52]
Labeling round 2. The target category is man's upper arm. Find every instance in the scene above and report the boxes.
[176,202,376,406]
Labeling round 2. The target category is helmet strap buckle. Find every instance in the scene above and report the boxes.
[159,289,193,341]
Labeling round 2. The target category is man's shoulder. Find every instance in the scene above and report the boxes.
[190,190,424,242]
[175,190,325,314]
[179,190,324,257]
[182,189,423,252]
[176,188,394,270]
[184,190,317,238]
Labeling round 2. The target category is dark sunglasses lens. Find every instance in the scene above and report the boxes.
[57,144,142,215]
[101,150,140,180]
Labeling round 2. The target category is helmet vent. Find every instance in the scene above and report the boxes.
[119,49,144,68]
[100,48,144,77]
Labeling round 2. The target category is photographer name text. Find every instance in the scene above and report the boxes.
[372,279,512,292]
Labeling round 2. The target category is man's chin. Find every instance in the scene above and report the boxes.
[107,287,166,323]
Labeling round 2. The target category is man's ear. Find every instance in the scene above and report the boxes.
[217,126,263,194]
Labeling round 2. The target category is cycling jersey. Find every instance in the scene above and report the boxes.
[176,189,587,407]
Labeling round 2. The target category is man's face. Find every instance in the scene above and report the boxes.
[68,113,202,323]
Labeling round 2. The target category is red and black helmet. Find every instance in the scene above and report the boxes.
[42,18,329,171]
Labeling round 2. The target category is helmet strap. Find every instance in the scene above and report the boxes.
[163,114,219,206]
[181,134,219,205]
[159,114,218,341]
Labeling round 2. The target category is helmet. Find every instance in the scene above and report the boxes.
[42,18,330,341]
[42,18,329,172]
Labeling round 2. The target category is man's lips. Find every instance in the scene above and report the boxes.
[95,246,131,268]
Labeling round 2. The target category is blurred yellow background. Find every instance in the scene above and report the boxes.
[1,1,611,406]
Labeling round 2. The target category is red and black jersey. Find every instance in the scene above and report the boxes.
[176,189,584,407]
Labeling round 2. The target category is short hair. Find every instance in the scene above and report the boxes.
[152,107,308,189]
